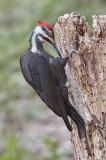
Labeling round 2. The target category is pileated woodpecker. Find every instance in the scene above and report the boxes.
[20,21,85,139]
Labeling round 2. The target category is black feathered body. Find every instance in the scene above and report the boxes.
[20,49,73,132]
[20,48,85,139]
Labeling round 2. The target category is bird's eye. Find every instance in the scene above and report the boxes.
[48,33,52,38]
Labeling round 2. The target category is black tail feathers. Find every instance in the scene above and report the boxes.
[66,103,85,139]
[70,110,85,139]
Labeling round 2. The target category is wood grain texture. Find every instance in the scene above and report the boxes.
[55,12,106,160]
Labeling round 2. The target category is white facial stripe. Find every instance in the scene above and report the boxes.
[38,36,43,42]
[44,26,51,33]
[36,26,54,42]
[36,26,47,37]
[30,26,54,53]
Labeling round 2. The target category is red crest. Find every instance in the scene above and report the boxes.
[38,20,54,40]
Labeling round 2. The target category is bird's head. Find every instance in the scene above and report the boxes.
[29,20,61,57]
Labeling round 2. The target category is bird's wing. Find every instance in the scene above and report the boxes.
[28,53,66,116]
[20,52,72,131]
[20,51,33,84]
[30,54,59,92]
[20,51,43,93]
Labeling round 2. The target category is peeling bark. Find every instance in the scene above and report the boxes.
[55,12,106,160]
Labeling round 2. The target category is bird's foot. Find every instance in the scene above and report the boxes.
[90,114,104,138]
[86,106,105,138]
[92,112,106,138]
[68,36,81,58]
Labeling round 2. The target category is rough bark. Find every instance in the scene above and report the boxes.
[55,12,106,160]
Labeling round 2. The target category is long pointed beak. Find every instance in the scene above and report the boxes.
[50,41,62,58]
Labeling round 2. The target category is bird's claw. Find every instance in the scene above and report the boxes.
[91,114,104,138]
[87,106,105,138]
[68,37,81,58]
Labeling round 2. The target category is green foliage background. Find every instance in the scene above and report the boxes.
[0,0,106,159]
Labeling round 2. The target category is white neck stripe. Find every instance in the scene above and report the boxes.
[30,26,54,53]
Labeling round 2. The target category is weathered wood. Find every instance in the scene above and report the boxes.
[55,12,106,160]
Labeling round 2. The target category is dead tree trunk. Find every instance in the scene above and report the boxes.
[55,12,106,160]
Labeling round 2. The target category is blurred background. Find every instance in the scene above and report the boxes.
[0,0,106,159]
